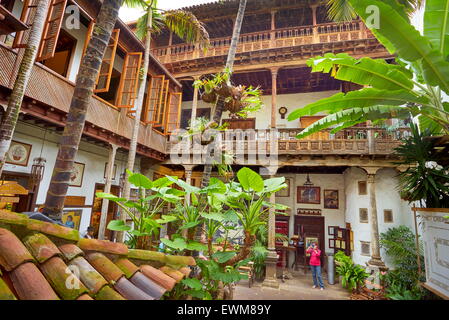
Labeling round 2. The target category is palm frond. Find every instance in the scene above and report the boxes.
[326,0,357,22]
[163,10,210,49]
[135,9,164,40]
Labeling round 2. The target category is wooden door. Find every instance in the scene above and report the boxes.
[275,215,289,268]
[300,116,329,140]
[294,215,325,266]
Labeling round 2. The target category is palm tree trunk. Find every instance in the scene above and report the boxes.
[42,0,124,219]
[116,5,153,243]
[0,0,51,178]
[200,0,247,189]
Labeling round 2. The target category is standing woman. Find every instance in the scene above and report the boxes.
[307,242,324,290]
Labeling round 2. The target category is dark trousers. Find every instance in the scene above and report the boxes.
[311,265,324,288]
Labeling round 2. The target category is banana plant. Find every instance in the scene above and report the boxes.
[289,0,449,138]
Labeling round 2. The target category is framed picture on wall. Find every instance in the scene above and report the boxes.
[276,178,290,197]
[103,162,117,180]
[6,140,32,167]
[70,162,85,187]
[62,209,82,230]
[324,189,339,209]
[297,186,321,204]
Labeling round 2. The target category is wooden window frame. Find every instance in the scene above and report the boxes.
[37,0,68,62]
[116,52,143,109]
[13,0,41,49]
[144,75,165,124]
[153,79,169,128]
[384,209,394,223]
[165,92,183,135]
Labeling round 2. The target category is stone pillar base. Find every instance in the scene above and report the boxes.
[262,250,279,289]
[368,257,387,271]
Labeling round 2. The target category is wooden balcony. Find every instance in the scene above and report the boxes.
[153,21,371,64]
[168,127,410,159]
[0,44,167,159]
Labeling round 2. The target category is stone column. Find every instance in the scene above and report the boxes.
[311,5,319,43]
[263,166,280,289]
[190,75,201,126]
[270,10,277,48]
[364,167,386,268]
[98,144,119,240]
[270,67,279,129]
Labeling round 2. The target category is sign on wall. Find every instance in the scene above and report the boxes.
[418,208,449,300]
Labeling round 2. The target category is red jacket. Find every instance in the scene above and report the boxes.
[307,248,321,266]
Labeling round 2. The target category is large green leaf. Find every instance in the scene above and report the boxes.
[263,177,287,193]
[288,88,429,121]
[107,220,131,232]
[308,53,414,91]
[182,278,202,290]
[161,238,187,251]
[295,106,411,139]
[237,167,264,192]
[424,0,449,57]
[95,193,126,202]
[128,172,153,189]
[212,251,237,263]
[350,0,449,94]
[167,176,201,193]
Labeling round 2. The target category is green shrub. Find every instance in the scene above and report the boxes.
[334,251,369,292]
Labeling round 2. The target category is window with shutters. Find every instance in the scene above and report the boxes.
[154,80,169,128]
[165,92,183,135]
[359,208,368,223]
[116,52,142,108]
[83,23,120,93]
[42,28,76,77]
[36,0,68,62]
[360,241,371,256]
[143,75,164,123]
[13,0,41,49]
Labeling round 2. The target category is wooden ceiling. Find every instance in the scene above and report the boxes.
[181,67,341,101]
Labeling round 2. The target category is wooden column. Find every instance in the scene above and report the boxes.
[168,31,173,47]
[364,167,386,268]
[270,10,277,47]
[270,67,279,129]
[190,75,201,126]
[98,144,119,240]
[311,5,319,43]
[263,166,280,289]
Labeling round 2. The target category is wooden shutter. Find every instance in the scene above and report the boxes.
[165,92,182,134]
[95,29,120,93]
[144,75,164,123]
[154,80,169,128]
[36,0,68,62]
[82,20,95,55]
[116,52,142,108]
[13,0,41,48]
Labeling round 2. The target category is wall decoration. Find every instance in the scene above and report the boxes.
[62,209,82,230]
[297,208,322,216]
[358,181,367,195]
[6,140,32,167]
[69,162,85,187]
[103,162,117,180]
[276,178,290,197]
[297,186,321,204]
[324,189,339,209]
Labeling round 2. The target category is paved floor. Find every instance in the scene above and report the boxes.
[234,272,350,300]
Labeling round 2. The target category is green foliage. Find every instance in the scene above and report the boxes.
[334,251,369,292]
[394,123,449,208]
[380,226,431,300]
[289,0,449,139]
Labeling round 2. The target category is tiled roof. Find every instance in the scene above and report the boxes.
[0,210,195,300]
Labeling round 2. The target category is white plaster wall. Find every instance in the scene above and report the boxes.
[4,122,143,235]
[344,167,414,267]
[181,90,340,129]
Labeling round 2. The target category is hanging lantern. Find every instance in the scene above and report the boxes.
[303,173,314,187]
[29,157,46,189]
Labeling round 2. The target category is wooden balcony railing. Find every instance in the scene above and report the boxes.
[153,21,370,64]
[168,127,411,157]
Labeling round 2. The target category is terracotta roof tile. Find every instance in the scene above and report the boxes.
[179,266,192,278]
[127,249,166,265]
[69,257,108,294]
[40,256,88,300]
[59,244,84,261]
[0,228,35,271]
[114,258,139,279]
[0,210,29,227]
[77,294,94,300]
[78,238,128,256]
[159,266,185,283]
[140,265,176,291]
[129,271,166,299]
[23,233,62,264]
[9,262,59,300]
[113,277,153,300]
[95,285,125,300]
[27,220,79,242]
[165,255,196,267]
[85,252,125,283]
[0,277,16,300]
